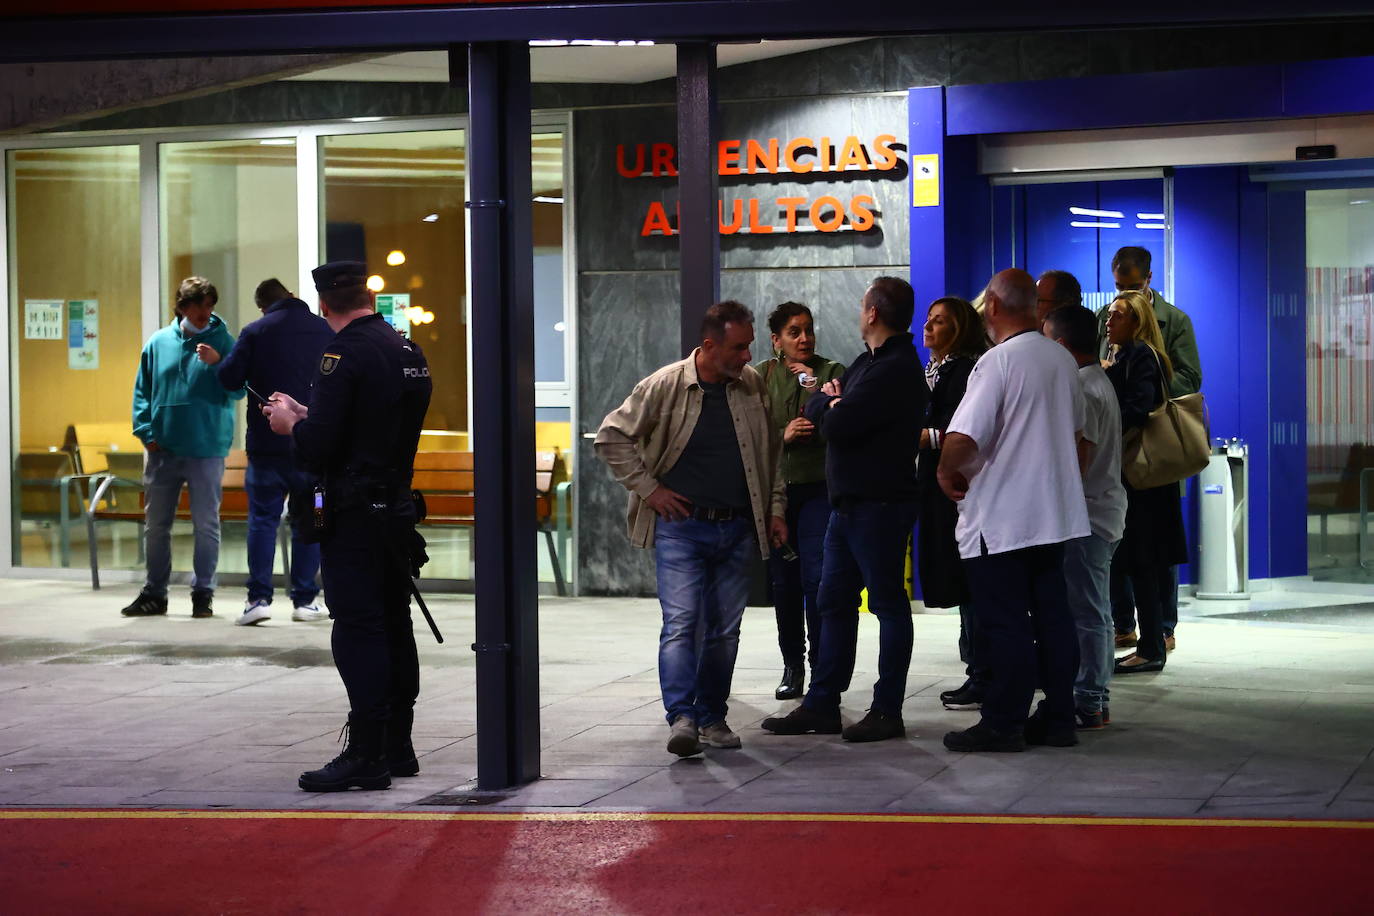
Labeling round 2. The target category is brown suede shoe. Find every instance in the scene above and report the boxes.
[1114,630,1138,649]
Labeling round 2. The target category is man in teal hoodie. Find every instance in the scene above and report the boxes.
[121,276,243,620]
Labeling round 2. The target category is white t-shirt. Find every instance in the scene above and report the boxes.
[946,330,1091,559]
[1077,363,1127,543]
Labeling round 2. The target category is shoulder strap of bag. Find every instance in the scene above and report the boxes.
[1147,346,1169,407]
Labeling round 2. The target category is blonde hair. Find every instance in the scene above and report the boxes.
[1111,289,1173,380]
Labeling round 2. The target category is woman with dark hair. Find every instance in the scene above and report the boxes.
[754,302,846,700]
[1104,290,1187,674]
[916,296,989,710]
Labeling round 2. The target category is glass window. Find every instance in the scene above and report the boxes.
[8,145,140,568]
[532,131,567,385]
[1305,188,1374,577]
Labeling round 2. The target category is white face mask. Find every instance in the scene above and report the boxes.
[180,315,208,335]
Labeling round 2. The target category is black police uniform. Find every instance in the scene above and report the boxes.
[292,262,433,792]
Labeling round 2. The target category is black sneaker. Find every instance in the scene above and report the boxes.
[190,589,214,619]
[842,709,906,743]
[760,705,842,735]
[940,683,985,711]
[120,591,168,617]
[943,721,1026,753]
[1024,710,1079,747]
[937,679,972,704]
[1075,708,1106,730]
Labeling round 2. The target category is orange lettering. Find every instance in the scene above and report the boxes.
[719,199,744,234]
[783,137,814,173]
[616,143,645,178]
[746,138,779,174]
[819,136,832,172]
[849,195,876,231]
[651,142,677,177]
[838,135,870,171]
[810,196,844,232]
[778,197,806,232]
[872,134,899,171]
[747,198,774,234]
[717,140,742,176]
[641,201,674,236]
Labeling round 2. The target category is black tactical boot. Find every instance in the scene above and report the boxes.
[388,707,420,777]
[190,588,214,619]
[298,718,391,792]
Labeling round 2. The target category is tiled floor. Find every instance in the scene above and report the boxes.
[1,577,1372,817]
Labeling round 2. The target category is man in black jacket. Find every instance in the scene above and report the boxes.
[198,278,334,626]
[762,276,927,742]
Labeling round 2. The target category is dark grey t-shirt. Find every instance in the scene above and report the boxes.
[658,380,750,510]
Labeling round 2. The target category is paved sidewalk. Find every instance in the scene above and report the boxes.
[1,578,1373,817]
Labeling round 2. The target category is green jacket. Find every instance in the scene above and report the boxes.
[752,352,845,486]
[1097,290,1202,397]
[132,315,244,458]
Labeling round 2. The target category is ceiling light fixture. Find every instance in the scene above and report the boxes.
[1134,223,1167,230]
[1069,220,1121,229]
[533,195,565,204]
[1069,206,1125,219]
[366,275,385,292]
[258,138,294,146]
[1136,212,1166,220]
[421,213,439,223]
[349,116,383,122]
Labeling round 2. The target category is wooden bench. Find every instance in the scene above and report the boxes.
[415,450,571,595]
[85,449,288,589]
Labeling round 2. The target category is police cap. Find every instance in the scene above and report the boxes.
[312,261,368,293]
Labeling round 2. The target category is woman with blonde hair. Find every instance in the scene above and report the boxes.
[1103,289,1186,675]
[917,296,989,709]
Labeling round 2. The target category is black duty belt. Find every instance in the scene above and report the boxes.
[688,505,749,522]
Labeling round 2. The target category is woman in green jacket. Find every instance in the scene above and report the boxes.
[753,302,845,700]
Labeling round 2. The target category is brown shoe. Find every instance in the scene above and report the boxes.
[1166,635,1176,653]
[1114,630,1138,649]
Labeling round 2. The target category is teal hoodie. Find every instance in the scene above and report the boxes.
[132,314,244,458]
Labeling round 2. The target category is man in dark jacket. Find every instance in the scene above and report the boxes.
[196,278,334,626]
[762,276,927,743]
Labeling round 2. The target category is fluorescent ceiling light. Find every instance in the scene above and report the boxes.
[1136,212,1166,220]
[1070,220,1121,229]
[258,138,294,146]
[421,213,439,222]
[1135,223,1167,230]
[1069,207,1125,218]
[1350,199,1371,205]
[529,38,654,47]
[349,116,384,122]
[533,195,565,204]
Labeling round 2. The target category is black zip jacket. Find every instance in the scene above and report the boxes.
[803,331,927,504]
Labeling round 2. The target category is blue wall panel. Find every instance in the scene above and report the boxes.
[1266,190,1309,578]
[908,85,947,335]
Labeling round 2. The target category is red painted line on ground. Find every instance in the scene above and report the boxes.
[3,810,1370,914]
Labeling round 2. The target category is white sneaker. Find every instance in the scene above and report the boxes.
[235,600,271,627]
[699,720,742,749]
[292,603,329,622]
[666,715,701,757]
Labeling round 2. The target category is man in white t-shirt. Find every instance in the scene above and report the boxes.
[1044,304,1127,731]
[937,269,1089,752]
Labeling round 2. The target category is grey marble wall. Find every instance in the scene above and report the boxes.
[574,94,911,594]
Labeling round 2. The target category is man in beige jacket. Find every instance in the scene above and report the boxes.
[596,300,788,758]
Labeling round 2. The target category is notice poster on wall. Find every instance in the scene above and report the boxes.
[24,299,65,340]
[68,299,99,370]
[376,293,411,337]
[910,154,940,208]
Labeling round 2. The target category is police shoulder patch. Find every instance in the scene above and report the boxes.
[320,352,342,376]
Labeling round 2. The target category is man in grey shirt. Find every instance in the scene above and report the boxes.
[1045,305,1127,730]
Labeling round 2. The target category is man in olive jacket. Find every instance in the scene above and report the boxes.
[1095,246,1202,398]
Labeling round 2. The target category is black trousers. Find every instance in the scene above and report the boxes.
[769,481,828,668]
[320,507,420,724]
[963,541,1078,733]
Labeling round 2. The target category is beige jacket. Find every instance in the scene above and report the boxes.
[594,350,786,557]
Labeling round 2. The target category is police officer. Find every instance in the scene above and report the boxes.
[263,261,433,792]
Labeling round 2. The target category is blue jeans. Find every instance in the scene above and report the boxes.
[142,451,223,597]
[246,455,321,606]
[654,516,755,727]
[769,481,829,668]
[1063,534,1119,713]
[803,500,918,718]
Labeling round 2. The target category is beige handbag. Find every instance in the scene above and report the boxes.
[1121,349,1210,489]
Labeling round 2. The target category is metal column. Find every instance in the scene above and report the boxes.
[676,42,720,355]
[461,42,541,790]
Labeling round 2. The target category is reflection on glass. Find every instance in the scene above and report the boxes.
[9,146,140,568]
[1305,188,1374,577]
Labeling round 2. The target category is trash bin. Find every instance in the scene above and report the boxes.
[1197,438,1249,599]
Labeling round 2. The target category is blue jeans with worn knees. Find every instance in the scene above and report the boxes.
[803,500,918,718]
[1063,535,1119,713]
[142,451,224,597]
[654,516,754,728]
[245,456,321,606]
[769,481,829,668]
